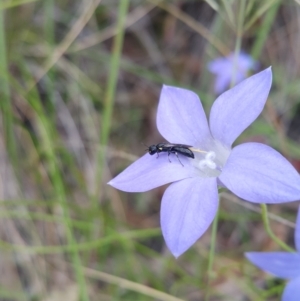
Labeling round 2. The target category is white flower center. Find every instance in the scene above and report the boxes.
[198,151,217,170]
[191,139,230,178]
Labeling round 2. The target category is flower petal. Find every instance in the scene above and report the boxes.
[156,85,211,146]
[219,143,300,203]
[207,57,230,74]
[214,75,231,95]
[160,177,218,257]
[295,207,300,251]
[282,276,300,301]
[209,67,272,147]
[208,59,232,94]
[234,52,256,71]
[108,153,197,192]
[245,252,300,279]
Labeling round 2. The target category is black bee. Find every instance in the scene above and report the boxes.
[145,143,195,166]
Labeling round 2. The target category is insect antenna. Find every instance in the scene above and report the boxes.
[141,142,149,152]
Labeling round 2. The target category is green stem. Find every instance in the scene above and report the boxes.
[260,204,294,252]
[205,205,219,301]
[231,0,246,88]
[95,0,130,204]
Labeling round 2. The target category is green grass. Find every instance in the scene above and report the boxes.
[0,0,299,300]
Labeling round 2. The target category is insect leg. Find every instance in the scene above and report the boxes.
[168,151,172,163]
[175,152,184,167]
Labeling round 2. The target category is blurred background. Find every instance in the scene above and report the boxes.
[0,0,300,300]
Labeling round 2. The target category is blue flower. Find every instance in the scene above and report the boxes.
[208,52,257,94]
[108,68,300,257]
[246,207,300,301]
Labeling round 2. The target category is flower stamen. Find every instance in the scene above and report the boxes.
[189,147,207,154]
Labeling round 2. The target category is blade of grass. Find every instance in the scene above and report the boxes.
[221,0,234,25]
[33,88,90,301]
[0,0,38,10]
[44,0,55,121]
[153,0,229,55]
[0,286,27,301]
[71,2,156,53]
[83,267,186,301]
[95,0,130,203]
[27,0,102,92]
[0,228,160,254]
[251,0,281,60]
[244,0,279,31]
[17,61,90,300]
[0,10,17,170]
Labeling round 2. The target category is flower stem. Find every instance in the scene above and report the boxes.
[231,0,246,88]
[260,204,294,252]
[205,205,219,301]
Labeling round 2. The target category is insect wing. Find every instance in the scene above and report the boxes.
[156,143,193,148]
[172,144,193,148]
[172,146,195,158]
